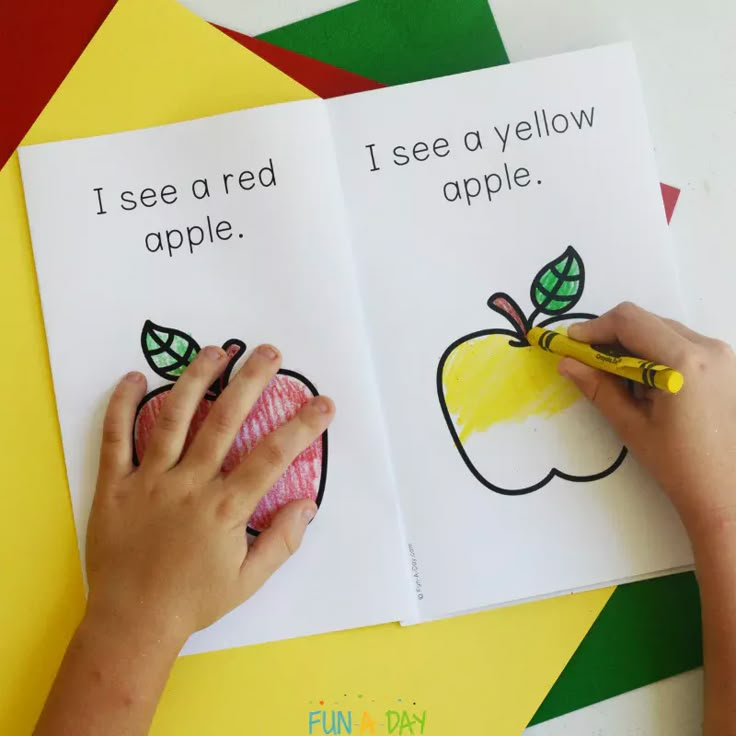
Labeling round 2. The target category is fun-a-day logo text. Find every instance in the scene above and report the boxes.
[307,695,427,735]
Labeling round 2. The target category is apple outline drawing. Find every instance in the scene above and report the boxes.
[437,246,627,496]
[132,320,328,534]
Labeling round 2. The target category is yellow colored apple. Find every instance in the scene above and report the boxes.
[437,246,627,495]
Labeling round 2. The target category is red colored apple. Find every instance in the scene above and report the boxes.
[133,321,327,534]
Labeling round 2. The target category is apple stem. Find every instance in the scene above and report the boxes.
[487,292,532,339]
[206,339,246,398]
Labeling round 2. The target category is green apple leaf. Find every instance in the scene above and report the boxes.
[530,246,585,316]
[141,320,200,381]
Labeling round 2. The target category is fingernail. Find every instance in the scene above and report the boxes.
[302,504,317,523]
[124,371,143,383]
[311,396,332,414]
[257,344,279,360]
[204,346,224,361]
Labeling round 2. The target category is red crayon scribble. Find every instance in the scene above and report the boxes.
[135,373,322,532]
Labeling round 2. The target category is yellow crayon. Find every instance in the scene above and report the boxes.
[526,326,685,395]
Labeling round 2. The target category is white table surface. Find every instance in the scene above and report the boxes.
[179,0,355,35]
[524,670,704,736]
[181,2,727,733]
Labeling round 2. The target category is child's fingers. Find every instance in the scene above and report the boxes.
[238,499,316,600]
[567,302,689,368]
[181,345,282,479]
[223,396,334,522]
[99,372,148,484]
[558,357,647,443]
[140,346,227,474]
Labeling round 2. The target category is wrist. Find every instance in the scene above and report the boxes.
[685,509,736,581]
[684,507,736,553]
[82,596,189,659]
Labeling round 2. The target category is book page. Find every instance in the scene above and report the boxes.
[327,44,693,621]
[19,99,413,652]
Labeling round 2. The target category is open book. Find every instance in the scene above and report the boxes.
[19,43,693,655]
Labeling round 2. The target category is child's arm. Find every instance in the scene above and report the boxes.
[560,303,736,736]
[33,343,334,736]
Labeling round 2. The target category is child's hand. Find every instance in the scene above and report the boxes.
[559,302,736,538]
[86,343,334,644]
[34,345,334,736]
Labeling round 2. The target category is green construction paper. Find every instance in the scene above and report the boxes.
[529,572,703,726]
[259,0,508,86]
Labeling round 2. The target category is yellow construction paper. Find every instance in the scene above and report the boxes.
[0,0,612,733]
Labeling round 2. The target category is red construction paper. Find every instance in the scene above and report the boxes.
[215,25,385,98]
[0,0,116,169]
[661,183,680,224]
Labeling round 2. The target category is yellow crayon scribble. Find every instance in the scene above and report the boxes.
[442,332,581,442]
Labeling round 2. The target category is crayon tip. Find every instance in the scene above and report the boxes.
[661,370,685,394]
